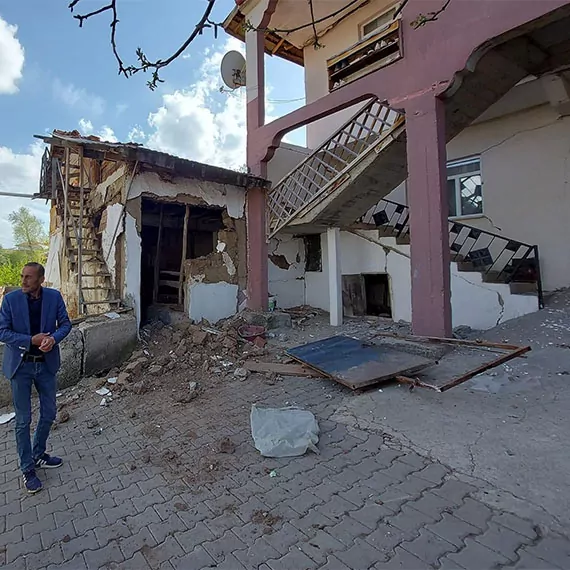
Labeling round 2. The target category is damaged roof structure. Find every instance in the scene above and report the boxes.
[36,130,269,324]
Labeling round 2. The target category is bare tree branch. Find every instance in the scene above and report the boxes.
[410,0,452,28]
[69,0,219,89]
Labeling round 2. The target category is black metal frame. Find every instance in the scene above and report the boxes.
[364,198,544,309]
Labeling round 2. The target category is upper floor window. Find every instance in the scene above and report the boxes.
[360,7,399,40]
[447,157,483,218]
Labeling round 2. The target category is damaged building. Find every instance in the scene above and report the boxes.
[36,131,268,325]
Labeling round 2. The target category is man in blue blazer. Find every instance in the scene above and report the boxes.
[0,262,72,493]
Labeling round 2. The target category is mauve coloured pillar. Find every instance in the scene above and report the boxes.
[246,186,268,312]
[405,94,452,337]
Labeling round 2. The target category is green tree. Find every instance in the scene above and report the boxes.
[0,208,48,286]
[8,207,48,255]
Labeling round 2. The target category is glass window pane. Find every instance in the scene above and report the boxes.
[447,158,480,178]
[459,174,482,216]
[447,179,457,217]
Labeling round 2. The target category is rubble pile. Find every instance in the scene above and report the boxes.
[108,316,267,401]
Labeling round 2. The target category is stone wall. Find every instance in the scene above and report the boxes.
[0,314,137,408]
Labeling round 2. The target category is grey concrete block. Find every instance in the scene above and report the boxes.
[80,315,137,377]
[58,327,84,389]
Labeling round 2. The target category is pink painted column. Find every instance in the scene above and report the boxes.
[246,185,268,311]
[245,19,270,311]
[405,94,452,337]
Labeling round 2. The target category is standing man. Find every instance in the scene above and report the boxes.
[0,262,72,493]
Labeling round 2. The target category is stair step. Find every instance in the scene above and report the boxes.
[395,235,410,245]
[82,286,114,291]
[82,299,121,306]
[509,282,538,295]
[83,273,111,278]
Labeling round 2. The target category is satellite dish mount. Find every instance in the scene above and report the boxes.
[220,50,247,90]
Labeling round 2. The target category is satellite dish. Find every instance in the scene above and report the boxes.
[221,50,246,89]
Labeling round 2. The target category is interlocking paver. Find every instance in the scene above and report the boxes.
[95,519,132,548]
[474,521,531,561]
[120,527,158,560]
[61,529,99,561]
[453,498,493,531]
[202,530,247,563]
[432,480,476,505]
[299,529,347,564]
[373,545,426,569]
[444,537,510,569]
[365,523,412,555]
[234,537,282,569]
[492,512,539,540]
[6,532,42,564]
[83,541,124,569]
[513,551,562,569]
[523,536,570,568]
[148,513,187,544]
[337,538,389,567]
[262,522,308,556]
[326,515,371,546]
[426,512,480,548]
[386,504,438,535]
[401,528,457,565]
[266,547,318,570]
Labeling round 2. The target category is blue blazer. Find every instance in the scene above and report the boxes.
[0,288,72,379]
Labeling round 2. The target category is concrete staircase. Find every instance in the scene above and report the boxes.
[65,190,121,316]
[361,198,543,305]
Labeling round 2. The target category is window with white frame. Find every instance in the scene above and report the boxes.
[447,157,483,217]
[359,6,399,40]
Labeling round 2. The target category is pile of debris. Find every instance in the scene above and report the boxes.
[100,315,272,405]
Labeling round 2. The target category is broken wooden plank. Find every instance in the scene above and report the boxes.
[244,361,327,378]
[437,345,531,392]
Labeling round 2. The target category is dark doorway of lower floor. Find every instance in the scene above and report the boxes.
[140,198,224,322]
[342,273,392,318]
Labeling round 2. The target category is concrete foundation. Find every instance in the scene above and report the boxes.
[80,315,138,377]
[0,313,138,404]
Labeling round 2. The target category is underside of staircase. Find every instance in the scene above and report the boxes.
[266,11,570,234]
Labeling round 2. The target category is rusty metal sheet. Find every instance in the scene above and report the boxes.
[287,335,433,390]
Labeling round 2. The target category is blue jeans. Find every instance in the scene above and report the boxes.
[10,361,57,474]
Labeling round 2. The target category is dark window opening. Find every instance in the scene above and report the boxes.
[140,198,224,322]
[304,234,322,272]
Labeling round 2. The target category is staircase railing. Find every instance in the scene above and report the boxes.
[267,98,404,237]
[364,198,544,308]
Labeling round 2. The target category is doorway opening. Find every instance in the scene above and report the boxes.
[342,273,392,318]
[140,198,224,322]
[364,273,391,317]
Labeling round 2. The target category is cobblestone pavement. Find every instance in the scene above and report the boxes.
[1,371,569,570]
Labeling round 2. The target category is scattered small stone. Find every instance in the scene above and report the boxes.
[86,419,99,429]
[148,365,162,376]
[174,502,189,511]
[129,411,137,419]
[128,463,137,471]
[233,367,249,380]
[162,449,178,462]
[140,449,151,463]
[218,437,236,454]
[130,380,150,395]
[62,535,71,543]
[251,510,282,527]
[193,330,208,345]
[57,410,70,424]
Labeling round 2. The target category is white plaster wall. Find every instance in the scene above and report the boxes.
[268,234,305,308]
[447,105,570,291]
[101,203,124,286]
[44,230,62,289]
[124,213,142,327]
[130,172,245,219]
[302,0,394,148]
[267,143,311,185]
[188,282,238,323]
[303,231,537,330]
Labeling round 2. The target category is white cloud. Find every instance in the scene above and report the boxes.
[0,16,25,94]
[128,125,146,143]
[145,38,247,170]
[0,143,48,248]
[77,119,118,142]
[98,126,118,142]
[53,78,105,115]
[78,118,94,134]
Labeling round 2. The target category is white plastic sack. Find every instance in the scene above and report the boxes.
[250,405,320,457]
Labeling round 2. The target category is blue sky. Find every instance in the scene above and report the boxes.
[0,0,306,247]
